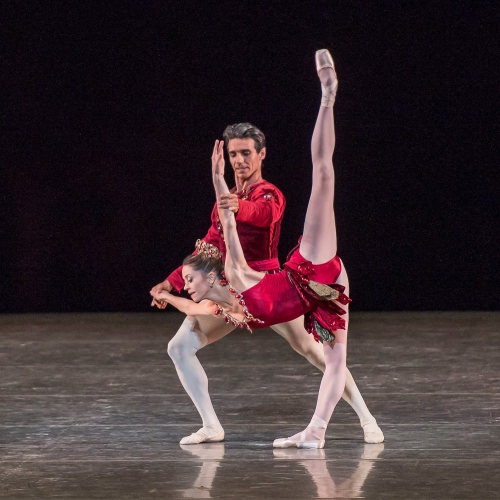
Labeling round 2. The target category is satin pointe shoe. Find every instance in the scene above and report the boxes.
[315,48,334,71]
[273,431,325,449]
[315,48,338,107]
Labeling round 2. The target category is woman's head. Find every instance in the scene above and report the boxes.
[182,253,224,302]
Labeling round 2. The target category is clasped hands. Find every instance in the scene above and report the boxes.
[150,280,173,309]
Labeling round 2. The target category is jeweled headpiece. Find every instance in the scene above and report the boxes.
[195,239,223,260]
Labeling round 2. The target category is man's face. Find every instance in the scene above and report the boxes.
[227,138,266,184]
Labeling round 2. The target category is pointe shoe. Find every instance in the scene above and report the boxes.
[315,49,337,107]
[273,432,325,449]
[179,427,225,445]
[315,49,334,72]
[362,420,384,444]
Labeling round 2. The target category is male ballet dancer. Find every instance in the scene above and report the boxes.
[151,123,383,444]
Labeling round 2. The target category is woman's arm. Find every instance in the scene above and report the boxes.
[211,140,249,272]
[150,290,216,316]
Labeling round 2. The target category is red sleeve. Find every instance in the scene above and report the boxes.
[165,203,224,293]
[165,265,185,294]
[236,187,286,227]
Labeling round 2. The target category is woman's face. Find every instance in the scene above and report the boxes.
[182,265,213,302]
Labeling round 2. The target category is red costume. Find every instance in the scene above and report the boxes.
[240,243,351,344]
[166,180,286,292]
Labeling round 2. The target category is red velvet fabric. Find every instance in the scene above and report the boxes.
[166,180,285,292]
[241,245,351,343]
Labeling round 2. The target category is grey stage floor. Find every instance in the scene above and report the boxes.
[0,312,499,499]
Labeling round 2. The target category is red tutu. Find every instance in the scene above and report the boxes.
[241,242,351,343]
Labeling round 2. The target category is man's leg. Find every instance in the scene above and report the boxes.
[167,314,235,444]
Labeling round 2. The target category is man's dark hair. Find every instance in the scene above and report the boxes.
[222,122,266,153]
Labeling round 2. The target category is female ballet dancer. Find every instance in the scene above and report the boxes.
[153,49,352,448]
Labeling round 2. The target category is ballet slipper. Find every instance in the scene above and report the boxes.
[362,420,384,444]
[179,426,225,445]
[315,49,338,107]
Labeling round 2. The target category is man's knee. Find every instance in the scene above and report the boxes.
[167,335,187,362]
[167,321,205,362]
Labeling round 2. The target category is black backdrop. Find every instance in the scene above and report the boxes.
[2,1,498,312]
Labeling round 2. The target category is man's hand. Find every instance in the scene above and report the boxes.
[150,279,173,309]
[218,193,240,213]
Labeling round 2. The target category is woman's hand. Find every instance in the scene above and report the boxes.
[211,140,225,179]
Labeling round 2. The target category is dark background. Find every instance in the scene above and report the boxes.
[2,1,498,312]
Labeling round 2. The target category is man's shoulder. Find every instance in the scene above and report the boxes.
[251,179,285,199]
[259,179,281,191]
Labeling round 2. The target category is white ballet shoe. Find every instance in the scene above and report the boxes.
[179,426,225,445]
[362,420,384,444]
[315,48,338,107]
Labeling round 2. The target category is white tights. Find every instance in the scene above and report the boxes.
[167,309,381,444]
[167,318,223,432]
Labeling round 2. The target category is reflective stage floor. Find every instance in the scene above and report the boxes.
[0,312,498,499]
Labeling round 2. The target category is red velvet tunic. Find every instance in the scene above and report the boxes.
[166,180,286,292]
